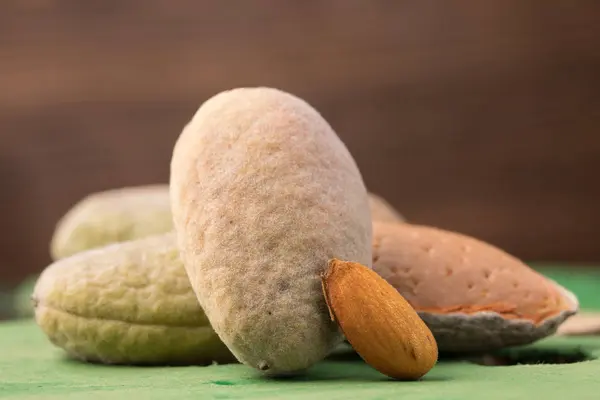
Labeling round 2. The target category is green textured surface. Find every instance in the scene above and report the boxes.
[0,265,599,399]
[532,265,600,311]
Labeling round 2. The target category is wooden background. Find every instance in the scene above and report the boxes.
[1,1,599,287]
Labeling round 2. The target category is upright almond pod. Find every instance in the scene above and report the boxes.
[169,87,372,376]
[322,259,438,380]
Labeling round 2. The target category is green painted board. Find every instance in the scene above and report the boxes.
[1,265,599,399]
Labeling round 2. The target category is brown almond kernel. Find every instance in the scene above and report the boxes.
[321,258,438,381]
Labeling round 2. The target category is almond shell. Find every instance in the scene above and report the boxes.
[372,222,579,352]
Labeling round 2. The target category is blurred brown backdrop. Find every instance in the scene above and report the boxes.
[0,1,599,287]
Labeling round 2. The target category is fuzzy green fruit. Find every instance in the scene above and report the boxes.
[33,233,235,366]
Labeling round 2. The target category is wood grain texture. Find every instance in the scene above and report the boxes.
[1,1,599,285]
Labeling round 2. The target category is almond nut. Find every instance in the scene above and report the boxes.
[321,258,438,380]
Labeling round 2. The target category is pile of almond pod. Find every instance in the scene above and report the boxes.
[32,88,579,381]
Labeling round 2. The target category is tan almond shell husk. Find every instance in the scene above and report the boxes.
[556,312,600,336]
[372,221,579,352]
[368,193,406,223]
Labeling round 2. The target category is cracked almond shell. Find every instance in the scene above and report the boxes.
[372,221,579,352]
